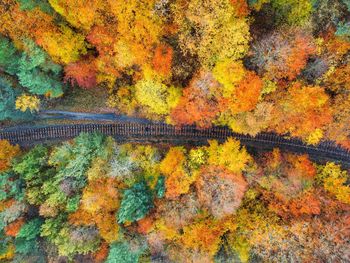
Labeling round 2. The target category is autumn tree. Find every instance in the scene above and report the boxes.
[172,0,250,68]
[269,82,332,141]
[159,147,196,199]
[64,57,97,89]
[271,0,313,26]
[15,94,40,112]
[0,140,20,172]
[317,162,350,204]
[207,138,252,174]
[48,0,102,31]
[134,68,181,117]
[0,1,87,64]
[170,71,221,128]
[152,44,173,77]
[251,29,316,81]
[69,177,120,243]
[195,166,247,218]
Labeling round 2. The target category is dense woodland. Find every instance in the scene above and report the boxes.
[0,0,350,146]
[1,0,350,262]
[0,134,349,262]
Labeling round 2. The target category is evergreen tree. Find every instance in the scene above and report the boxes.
[117,181,154,223]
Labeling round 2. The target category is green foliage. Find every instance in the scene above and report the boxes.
[17,39,63,97]
[106,239,147,263]
[40,215,67,241]
[41,215,100,258]
[271,0,313,26]
[117,181,154,224]
[336,22,350,37]
[0,36,63,97]
[13,145,51,205]
[14,219,43,255]
[155,176,165,198]
[51,225,101,258]
[0,78,31,121]
[17,218,43,240]
[17,0,55,14]
[0,36,21,75]
[0,171,25,201]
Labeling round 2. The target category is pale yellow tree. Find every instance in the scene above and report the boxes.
[15,94,40,112]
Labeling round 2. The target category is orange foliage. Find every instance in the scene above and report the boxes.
[160,147,195,199]
[268,191,321,219]
[180,217,236,256]
[221,71,262,114]
[137,216,154,234]
[284,154,316,179]
[87,26,121,79]
[230,0,250,17]
[324,64,350,93]
[283,34,316,80]
[271,82,332,139]
[0,1,86,63]
[4,218,25,237]
[289,192,321,217]
[152,44,173,77]
[69,177,120,243]
[93,242,109,263]
[323,32,350,61]
[0,140,20,172]
[260,151,317,201]
[64,58,97,89]
[170,72,220,128]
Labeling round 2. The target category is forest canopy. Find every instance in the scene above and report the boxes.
[1,1,350,262]
[0,134,349,262]
[0,0,349,147]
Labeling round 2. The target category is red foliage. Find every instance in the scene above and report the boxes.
[64,58,97,89]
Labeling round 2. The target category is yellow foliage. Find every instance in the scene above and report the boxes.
[135,69,181,116]
[306,128,323,145]
[87,158,109,181]
[173,0,250,67]
[317,162,350,204]
[0,2,87,64]
[207,138,252,174]
[38,24,87,64]
[212,59,246,97]
[108,0,163,66]
[0,243,15,260]
[260,78,278,99]
[227,235,250,263]
[15,94,40,112]
[48,0,102,31]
